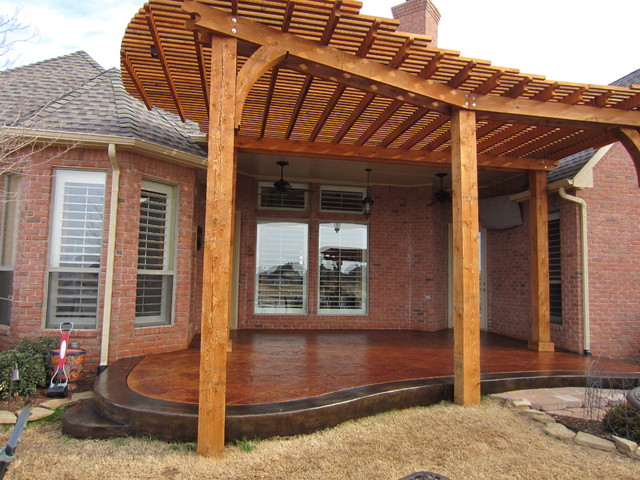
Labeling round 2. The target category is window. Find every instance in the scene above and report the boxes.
[320,186,366,214]
[0,175,21,325]
[46,170,105,329]
[135,181,176,327]
[318,222,368,315]
[255,221,308,314]
[258,181,308,211]
[548,212,562,324]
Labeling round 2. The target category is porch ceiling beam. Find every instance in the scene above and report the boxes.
[183,0,640,130]
[234,135,557,171]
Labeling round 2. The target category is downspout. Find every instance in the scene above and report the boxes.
[558,187,591,355]
[98,144,120,373]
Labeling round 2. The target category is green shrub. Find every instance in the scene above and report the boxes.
[603,404,640,443]
[15,336,59,372]
[0,349,47,399]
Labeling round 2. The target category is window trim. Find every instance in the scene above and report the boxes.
[319,185,366,214]
[254,219,309,315]
[0,175,21,326]
[45,169,106,330]
[317,221,369,316]
[135,179,178,328]
[548,211,562,325]
[257,180,309,212]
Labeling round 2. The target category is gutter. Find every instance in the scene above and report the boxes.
[558,187,591,356]
[2,127,207,170]
[98,144,120,374]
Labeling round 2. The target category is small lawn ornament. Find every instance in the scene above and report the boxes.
[47,322,73,398]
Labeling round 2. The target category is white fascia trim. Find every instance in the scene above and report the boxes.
[3,127,207,170]
[509,143,616,203]
[572,144,614,188]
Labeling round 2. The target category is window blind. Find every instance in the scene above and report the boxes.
[320,186,365,213]
[548,216,562,323]
[136,183,175,326]
[258,181,307,210]
[47,170,105,329]
[255,222,308,313]
[318,223,367,314]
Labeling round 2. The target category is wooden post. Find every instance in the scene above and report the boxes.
[451,108,481,406]
[198,35,238,457]
[528,170,554,352]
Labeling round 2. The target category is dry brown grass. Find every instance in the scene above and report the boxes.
[3,400,639,480]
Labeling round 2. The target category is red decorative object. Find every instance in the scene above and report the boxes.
[49,348,86,383]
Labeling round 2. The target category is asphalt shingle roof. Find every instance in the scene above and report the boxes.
[0,51,205,158]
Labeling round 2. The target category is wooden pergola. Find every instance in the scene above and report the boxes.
[120,0,640,456]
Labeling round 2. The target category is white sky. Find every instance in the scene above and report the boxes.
[1,0,638,86]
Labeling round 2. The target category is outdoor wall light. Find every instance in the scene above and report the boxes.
[362,168,373,218]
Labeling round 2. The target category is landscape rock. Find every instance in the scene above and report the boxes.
[72,391,93,401]
[574,431,616,452]
[511,399,531,409]
[24,407,55,422]
[0,410,17,425]
[522,409,556,424]
[612,435,638,455]
[544,422,576,441]
[40,397,75,410]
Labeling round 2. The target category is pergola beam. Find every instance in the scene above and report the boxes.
[615,128,640,187]
[234,135,558,171]
[183,0,640,130]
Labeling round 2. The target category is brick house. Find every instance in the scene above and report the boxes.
[0,52,208,368]
[1,1,639,374]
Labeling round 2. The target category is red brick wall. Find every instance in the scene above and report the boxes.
[486,143,640,360]
[0,146,200,368]
[579,143,640,359]
[234,174,449,330]
[392,0,441,45]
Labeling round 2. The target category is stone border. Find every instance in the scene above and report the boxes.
[499,396,640,459]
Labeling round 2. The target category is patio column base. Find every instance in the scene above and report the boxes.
[528,340,555,352]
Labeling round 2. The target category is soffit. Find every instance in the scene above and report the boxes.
[120,0,640,172]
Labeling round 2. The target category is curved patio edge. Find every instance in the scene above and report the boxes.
[77,356,640,443]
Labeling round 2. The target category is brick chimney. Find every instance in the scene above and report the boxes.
[391,0,441,46]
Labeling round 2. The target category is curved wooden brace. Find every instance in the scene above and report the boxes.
[235,45,287,128]
[615,127,640,187]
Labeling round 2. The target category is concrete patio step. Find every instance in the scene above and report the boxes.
[62,399,129,439]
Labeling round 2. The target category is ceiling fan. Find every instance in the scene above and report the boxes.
[427,173,451,206]
[272,161,309,194]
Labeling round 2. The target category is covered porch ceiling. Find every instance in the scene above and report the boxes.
[121,0,640,187]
